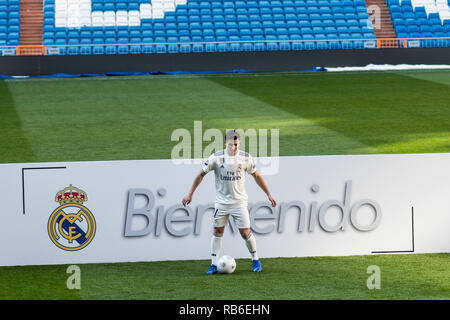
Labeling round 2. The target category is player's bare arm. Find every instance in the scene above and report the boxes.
[252,171,277,207]
[182,170,207,206]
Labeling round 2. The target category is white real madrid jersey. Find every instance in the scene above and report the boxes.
[202,149,257,209]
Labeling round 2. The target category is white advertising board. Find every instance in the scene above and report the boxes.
[0,153,449,266]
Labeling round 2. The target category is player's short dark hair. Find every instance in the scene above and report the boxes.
[225,130,240,141]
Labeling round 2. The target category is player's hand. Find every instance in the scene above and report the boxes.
[182,194,192,207]
[268,195,277,207]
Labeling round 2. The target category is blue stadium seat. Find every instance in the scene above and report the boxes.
[266,35,279,51]
[387,0,449,44]
[80,38,92,55]
[0,0,423,56]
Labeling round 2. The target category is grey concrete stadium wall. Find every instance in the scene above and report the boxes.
[1,47,450,76]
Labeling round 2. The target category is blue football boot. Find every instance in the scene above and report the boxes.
[252,260,262,272]
[206,264,217,275]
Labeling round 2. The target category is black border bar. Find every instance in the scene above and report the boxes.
[22,166,66,215]
[372,207,415,254]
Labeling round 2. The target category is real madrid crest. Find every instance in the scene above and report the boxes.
[47,185,96,251]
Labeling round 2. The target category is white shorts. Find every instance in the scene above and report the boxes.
[213,205,251,229]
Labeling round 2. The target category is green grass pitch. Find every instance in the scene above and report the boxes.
[0,254,449,300]
[1,70,450,163]
[0,69,449,300]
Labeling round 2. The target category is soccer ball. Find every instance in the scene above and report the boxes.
[217,255,236,274]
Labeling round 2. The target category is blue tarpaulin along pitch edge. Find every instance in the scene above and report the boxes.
[0,67,327,79]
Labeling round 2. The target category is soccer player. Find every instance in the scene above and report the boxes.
[182,130,277,274]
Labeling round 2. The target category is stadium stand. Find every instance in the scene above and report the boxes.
[41,0,378,54]
[0,0,21,51]
[387,0,450,47]
[0,0,449,56]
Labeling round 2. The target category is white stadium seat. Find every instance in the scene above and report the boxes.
[164,2,176,11]
[409,0,450,22]
[116,15,129,27]
[152,9,165,19]
[52,0,187,28]
[152,3,164,10]
[79,2,90,11]
[80,9,90,17]
[90,12,103,28]
[140,4,152,11]
[129,16,141,26]
[55,17,67,28]
[104,12,116,26]
[79,15,91,27]
[140,4,152,19]
[67,17,80,28]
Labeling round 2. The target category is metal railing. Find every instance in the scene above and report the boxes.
[1,37,449,56]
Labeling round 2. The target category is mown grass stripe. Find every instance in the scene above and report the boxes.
[0,80,36,163]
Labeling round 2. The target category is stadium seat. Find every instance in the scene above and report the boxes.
[7,0,435,56]
[387,0,450,43]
